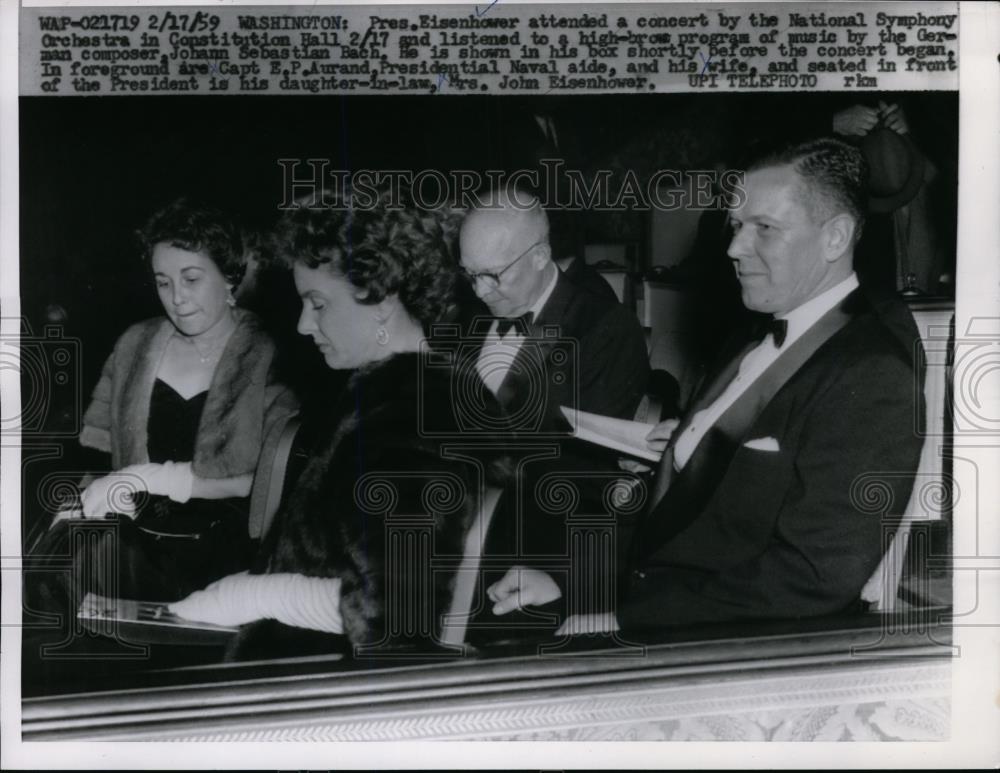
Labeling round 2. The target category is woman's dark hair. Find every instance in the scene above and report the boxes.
[269,184,458,325]
[138,199,247,286]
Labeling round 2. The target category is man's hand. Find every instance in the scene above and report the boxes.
[618,457,651,474]
[555,612,620,636]
[619,419,679,474]
[833,104,880,136]
[488,566,562,615]
[645,418,680,455]
[878,100,909,135]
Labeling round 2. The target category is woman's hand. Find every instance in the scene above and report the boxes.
[487,566,562,615]
[170,572,344,633]
[80,471,143,518]
[80,462,195,518]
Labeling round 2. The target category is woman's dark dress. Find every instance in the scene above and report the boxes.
[119,379,253,598]
[22,381,256,692]
[28,380,254,617]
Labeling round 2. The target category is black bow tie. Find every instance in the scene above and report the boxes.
[496,312,534,337]
[765,317,788,347]
[751,316,788,348]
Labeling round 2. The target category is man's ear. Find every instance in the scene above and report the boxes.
[822,213,857,262]
[531,242,552,269]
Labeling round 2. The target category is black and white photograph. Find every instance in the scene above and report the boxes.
[2,0,997,767]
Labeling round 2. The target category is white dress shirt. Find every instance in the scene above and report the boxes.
[477,267,560,396]
[673,273,860,470]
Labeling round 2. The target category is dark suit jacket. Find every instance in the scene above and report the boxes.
[458,271,649,622]
[489,270,649,429]
[619,288,925,630]
[561,258,619,304]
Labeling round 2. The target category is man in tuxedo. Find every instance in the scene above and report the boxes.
[458,187,648,428]
[457,188,649,624]
[488,138,924,633]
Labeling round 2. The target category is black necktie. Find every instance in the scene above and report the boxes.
[496,312,534,338]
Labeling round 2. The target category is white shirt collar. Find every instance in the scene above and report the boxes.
[673,272,860,471]
[777,272,859,345]
[527,264,560,320]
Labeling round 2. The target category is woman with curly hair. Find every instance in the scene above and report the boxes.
[30,200,298,615]
[170,187,509,655]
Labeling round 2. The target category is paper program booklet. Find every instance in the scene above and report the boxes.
[78,592,239,644]
[560,406,662,463]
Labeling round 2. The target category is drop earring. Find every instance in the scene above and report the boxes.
[375,326,389,346]
[226,288,236,307]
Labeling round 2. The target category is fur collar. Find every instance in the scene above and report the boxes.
[112,309,279,478]
[263,349,508,646]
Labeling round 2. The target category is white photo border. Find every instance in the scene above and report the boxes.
[2,0,997,768]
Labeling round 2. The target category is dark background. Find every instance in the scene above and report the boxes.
[18,92,958,693]
[18,90,958,467]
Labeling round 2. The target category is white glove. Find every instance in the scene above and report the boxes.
[555,612,620,636]
[169,572,344,633]
[80,462,194,518]
[80,471,141,518]
[131,461,194,503]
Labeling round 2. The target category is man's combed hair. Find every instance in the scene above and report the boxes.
[750,137,869,239]
[138,199,246,286]
[270,185,457,325]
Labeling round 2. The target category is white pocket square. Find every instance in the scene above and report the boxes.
[743,436,780,452]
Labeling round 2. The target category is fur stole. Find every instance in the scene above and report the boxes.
[79,309,298,479]
[262,351,509,647]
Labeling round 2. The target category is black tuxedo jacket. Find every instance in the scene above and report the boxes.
[458,270,649,432]
[620,288,925,630]
[457,272,649,615]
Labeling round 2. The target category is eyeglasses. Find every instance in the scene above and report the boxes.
[461,240,544,290]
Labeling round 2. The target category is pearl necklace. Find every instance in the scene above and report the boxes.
[175,315,236,364]
[182,334,227,364]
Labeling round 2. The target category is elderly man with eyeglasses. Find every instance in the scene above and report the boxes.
[458,186,648,429]
[456,187,650,638]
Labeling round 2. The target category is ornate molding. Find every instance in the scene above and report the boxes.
[24,653,950,742]
[169,661,950,742]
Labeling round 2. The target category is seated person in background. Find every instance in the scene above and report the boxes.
[458,186,649,424]
[29,199,297,612]
[490,138,925,634]
[832,100,948,296]
[557,255,620,304]
[456,187,650,622]
[171,186,510,655]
